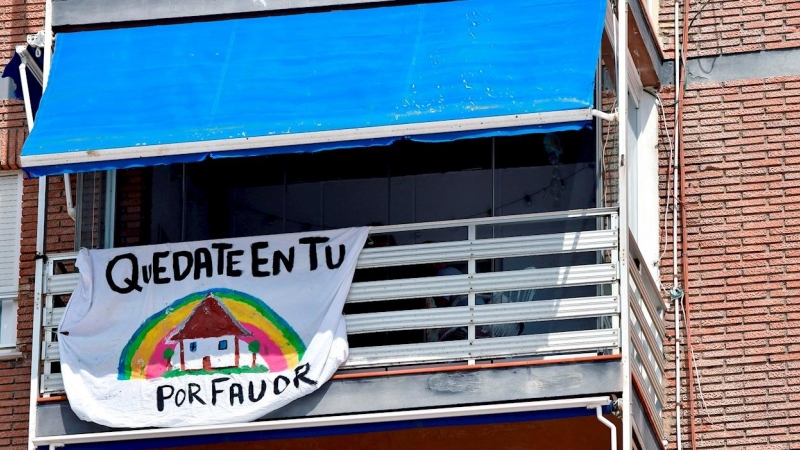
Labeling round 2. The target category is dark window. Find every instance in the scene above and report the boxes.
[189,342,197,352]
[148,129,597,244]
[218,340,228,351]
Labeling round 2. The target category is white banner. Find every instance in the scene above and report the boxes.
[58,227,369,428]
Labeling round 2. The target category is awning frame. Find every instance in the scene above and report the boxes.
[21,108,613,170]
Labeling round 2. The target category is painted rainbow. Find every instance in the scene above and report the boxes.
[118,289,306,380]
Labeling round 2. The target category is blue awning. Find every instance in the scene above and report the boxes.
[21,0,606,176]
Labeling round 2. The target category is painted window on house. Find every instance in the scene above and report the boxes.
[218,340,227,351]
[189,342,197,352]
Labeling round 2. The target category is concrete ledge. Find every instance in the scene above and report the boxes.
[53,0,395,28]
[37,358,622,437]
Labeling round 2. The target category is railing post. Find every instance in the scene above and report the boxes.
[28,176,48,450]
[609,213,620,355]
[617,0,633,447]
[467,224,476,366]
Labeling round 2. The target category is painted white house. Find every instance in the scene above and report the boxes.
[167,293,252,371]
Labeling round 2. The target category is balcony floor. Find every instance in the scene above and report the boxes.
[37,357,622,444]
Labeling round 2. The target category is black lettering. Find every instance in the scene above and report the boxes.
[273,375,291,395]
[273,248,294,275]
[251,242,271,277]
[188,383,206,405]
[226,249,245,277]
[211,377,230,405]
[105,253,142,294]
[211,243,234,275]
[174,388,186,407]
[141,264,153,284]
[293,363,317,388]
[229,383,244,405]
[325,244,345,269]
[153,251,171,284]
[248,380,267,402]
[156,385,174,412]
[299,237,329,271]
[194,248,213,280]
[173,251,193,282]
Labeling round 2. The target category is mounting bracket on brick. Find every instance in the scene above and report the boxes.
[27,31,46,49]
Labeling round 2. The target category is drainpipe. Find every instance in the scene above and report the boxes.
[673,3,682,450]
[63,175,76,221]
[676,1,698,448]
[595,405,618,450]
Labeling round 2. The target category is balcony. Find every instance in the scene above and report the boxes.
[32,206,666,448]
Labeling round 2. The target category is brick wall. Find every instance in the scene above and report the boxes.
[660,75,800,448]
[658,0,800,59]
[0,0,44,56]
[116,168,150,248]
[0,173,75,450]
[0,101,26,170]
[602,89,620,209]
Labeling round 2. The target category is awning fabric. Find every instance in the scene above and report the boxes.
[21,0,606,176]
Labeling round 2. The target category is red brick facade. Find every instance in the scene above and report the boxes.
[0,0,41,437]
[659,0,800,58]
[660,74,800,449]
[4,1,800,449]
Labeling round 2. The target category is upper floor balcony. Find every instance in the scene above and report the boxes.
[14,0,669,447]
[32,205,666,450]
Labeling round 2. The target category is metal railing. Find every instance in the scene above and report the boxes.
[37,207,623,395]
[627,231,667,422]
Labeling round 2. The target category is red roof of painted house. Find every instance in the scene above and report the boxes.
[170,293,251,341]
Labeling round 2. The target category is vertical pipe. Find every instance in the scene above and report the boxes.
[28,176,48,449]
[63,174,75,221]
[467,224,476,366]
[596,406,618,450]
[43,0,53,89]
[678,0,698,448]
[673,5,682,450]
[181,164,187,241]
[616,1,632,449]
[104,170,117,248]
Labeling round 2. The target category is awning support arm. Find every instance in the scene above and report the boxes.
[16,45,75,220]
[16,46,38,133]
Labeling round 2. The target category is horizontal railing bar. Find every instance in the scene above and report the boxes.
[370,207,618,234]
[629,287,666,374]
[631,362,664,439]
[46,273,80,296]
[629,267,666,340]
[344,328,619,368]
[628,231,666,311]
[629,319,666,407]
[39,328,621,395]
[346,296,619,334]
[43,306,65,328]
[357,230,617,269]
[347,264,617,303]
[43,342,59,362]
[45,252,78,262]
[40,374,64,394]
